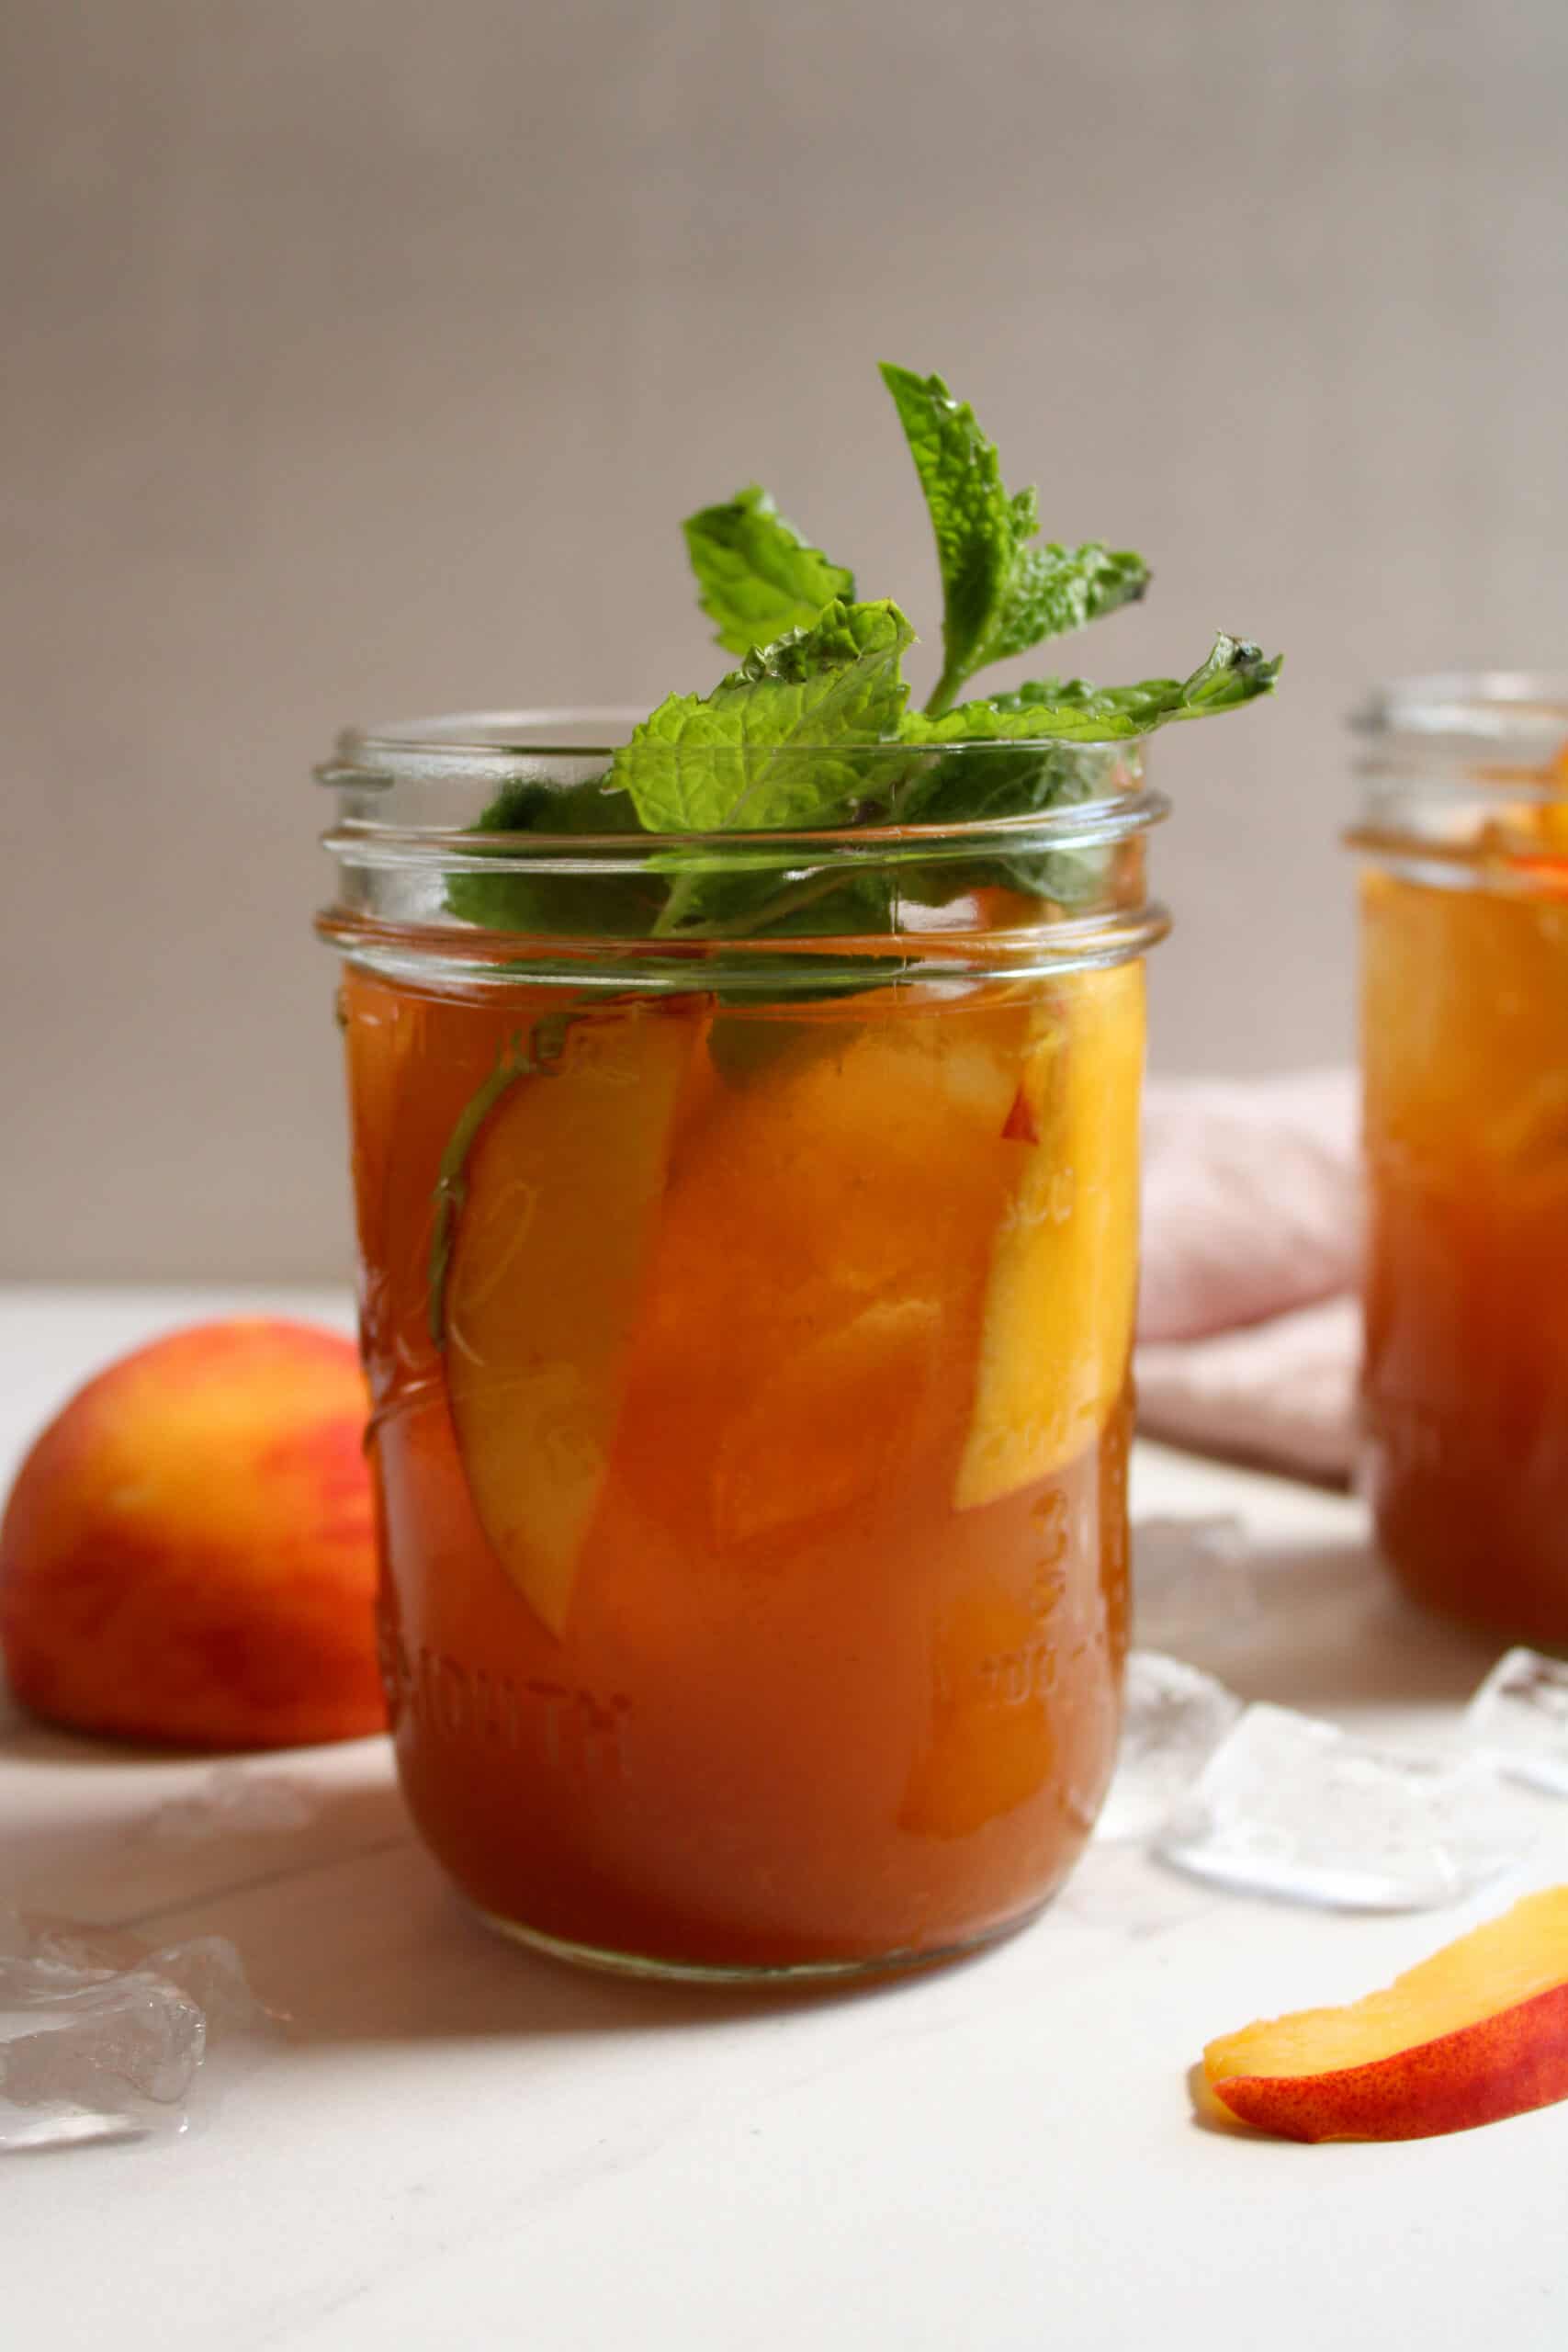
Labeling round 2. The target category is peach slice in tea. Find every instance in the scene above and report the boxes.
[615,998,1027,1546]
[709,1296,945,1550]
[445,1001,709,1636]
[899,1580,1056,1840]
[955,961,1145,1511]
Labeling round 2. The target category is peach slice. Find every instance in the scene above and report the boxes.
[709,1296,944,1549]
[606,998,1029,1548]
[445,1001,707,1638]
[955,961,1145,1511]
[1203,1886,1568,2142]
[898,1582,1055,1838]
[676,1001,1026,1309]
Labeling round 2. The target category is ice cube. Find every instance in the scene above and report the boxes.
[135,1936,274,2035]
[148,1765,318,1842]
[0,1912,271,2030]
[0,1956,120,2010]
[1465,1648,1568,1796]
[0,1971,205,2147]
[0,1907,141,1974]
[1132,1515,1258,1648]
[0,1915,277,2152]
[1156,1702,1534,1910]
[1094,1650,1244,1842]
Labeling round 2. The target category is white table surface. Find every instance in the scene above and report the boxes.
[4,1285,1566,2352]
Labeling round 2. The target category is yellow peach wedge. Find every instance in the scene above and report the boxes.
[954,961,1145,1510]
[1203,1887,1568,2143]
[445,999,709,1638]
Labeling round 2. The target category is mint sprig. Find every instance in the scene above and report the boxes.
[877,364,1150,715]
[683,485,856,657]
[445,361,1280,946]
[898,635,1283,746]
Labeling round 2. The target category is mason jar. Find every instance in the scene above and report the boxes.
[317,712,1168,1980]
[1349,675,1568,1646]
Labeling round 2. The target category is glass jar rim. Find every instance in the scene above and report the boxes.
[1347,673,1568,894]
[1351,673,1568,763]
[326,704,1146,765]
[316,704,1163,859]
[315,705,1169,986]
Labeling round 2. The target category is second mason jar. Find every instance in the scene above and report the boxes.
[1351,676,1568,1648]
[318,714,1168,1980]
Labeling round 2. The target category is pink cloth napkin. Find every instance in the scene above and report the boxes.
[1134,1069,1362,1484]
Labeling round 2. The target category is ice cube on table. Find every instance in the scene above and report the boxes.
[0,1908,142,1973]
[0,1972,205,2148]
[148,1764,319,1841]
[135,1935,274,2033]
[1132,1515,1258,1648]
[0,1913,276,2153]
[1156,1702,1535,1911]
[1465,1647,1568,1796]
[1094,1650,1243,1843]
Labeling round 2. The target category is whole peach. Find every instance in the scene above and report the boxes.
[0,1319,386,1748]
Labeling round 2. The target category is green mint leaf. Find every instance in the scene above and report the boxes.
[879,363,1017,706]
[899,635,1282,744]
[898,741,1116,827]
[984,542,1151,665]
[684,485,856,655]
[879,363,1149,708]
[445,775,660,936]
[609,598,915,835]
[894,741,1122,911]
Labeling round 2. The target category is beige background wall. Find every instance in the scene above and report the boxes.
[5,0,1565,1282]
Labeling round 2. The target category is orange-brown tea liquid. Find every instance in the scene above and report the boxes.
[342,966,1142,1973]
[1361,856,1568,1647]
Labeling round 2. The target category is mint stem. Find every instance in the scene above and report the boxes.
[924,662,964,720]
[655,864,854,942]
[425,1006,578,1346]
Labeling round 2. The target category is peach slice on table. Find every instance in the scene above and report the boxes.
[1202,1886,1568,2143]
[955,960,1145,1511]
[444,1001,709,1639]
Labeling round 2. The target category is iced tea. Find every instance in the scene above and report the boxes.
[340,962,1143,1973]
[1360,828,1568,1646]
